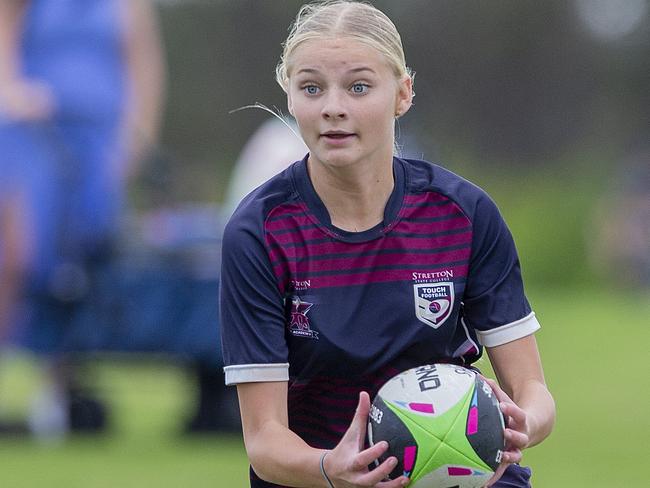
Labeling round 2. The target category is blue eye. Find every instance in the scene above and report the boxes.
[304,85,320,95]
[351,83,369,94]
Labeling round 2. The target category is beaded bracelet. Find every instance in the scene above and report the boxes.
[319,450,336,488]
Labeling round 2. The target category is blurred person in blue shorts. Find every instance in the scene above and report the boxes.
[0,0,165,437]
[0,140,31,434]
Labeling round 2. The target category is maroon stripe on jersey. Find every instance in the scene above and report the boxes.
[267,215,469,253]
[282,248,471,275]
[266,201,311,219]
[313,395,361,410]
[268,225,332,245]
[292,407,352,424]
[267,223,471,262]
[290,382,373,396]
[290,422,343,447]
[286,415,348,435]
[400,194,466,217]
[287,263,469,289]
[265,193,472,291]
[267,198,466,244]
[273,257,291,288]
[391,219,470,236]
[273,257,470,290]
[403,192,452,206]
[286,368,403,448]
[267,223,321,236]
[267,229,472,263]
[401,209,465,221]
[292,417,350,437]
[272,241,471,266]
[264,201,322,234]
[266,216,318,233]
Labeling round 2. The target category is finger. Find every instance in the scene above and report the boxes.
[342,391,371,450]
[355,455,399,486]
[500,448,522,465]
[485,462,508,487]
[354,440,390,469]
[377,475,410,487]
[500,400,525,424]
[504,428,529,450]
[358,391,371,436]
[500,402,528,436]
[483,378,513,404]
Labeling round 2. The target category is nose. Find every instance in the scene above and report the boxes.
[321,89,347,119]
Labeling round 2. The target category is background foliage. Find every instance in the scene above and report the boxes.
[152,0,648,289]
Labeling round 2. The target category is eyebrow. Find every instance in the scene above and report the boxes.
[294,66,377,76]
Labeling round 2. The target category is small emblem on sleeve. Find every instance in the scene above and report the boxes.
[413,282,455,329]
[288,297,319,339]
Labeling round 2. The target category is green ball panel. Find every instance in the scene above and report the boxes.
[440,390,492,473]
[382,406,444,482]
[418,443,491,487]
[384,382,492,485]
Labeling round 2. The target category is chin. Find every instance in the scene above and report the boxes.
[315,154,360,169]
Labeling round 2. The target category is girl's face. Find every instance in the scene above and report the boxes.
[287,38,412,172]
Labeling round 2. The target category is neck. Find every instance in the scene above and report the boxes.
[308,155,395,233]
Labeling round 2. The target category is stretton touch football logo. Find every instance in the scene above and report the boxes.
[288,296,318,339]
[413,282,455,329]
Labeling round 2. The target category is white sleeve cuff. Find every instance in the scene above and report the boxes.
[224,363,290,385]
[475,312,541,347]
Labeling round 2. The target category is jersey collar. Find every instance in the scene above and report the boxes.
[292,155,406,243]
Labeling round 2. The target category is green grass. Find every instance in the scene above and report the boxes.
[0,435,247,488]
[0,359,250,488]
[520,286,650,487]
[1,286,648,487]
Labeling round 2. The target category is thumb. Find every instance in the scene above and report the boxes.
[344,391,371,451]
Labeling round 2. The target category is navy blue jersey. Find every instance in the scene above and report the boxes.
[220,157,539,486]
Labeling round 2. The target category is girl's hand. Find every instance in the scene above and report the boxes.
[324,391,410,487]
[482,377,530,488]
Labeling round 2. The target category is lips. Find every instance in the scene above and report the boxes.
[321,130,355,141]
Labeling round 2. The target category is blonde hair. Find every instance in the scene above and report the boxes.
[276,0,414,92]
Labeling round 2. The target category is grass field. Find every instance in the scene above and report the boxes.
[1,285,648,487]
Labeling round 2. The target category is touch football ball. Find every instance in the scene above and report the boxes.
[367,363,505,488]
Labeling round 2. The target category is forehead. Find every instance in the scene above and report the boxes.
[289,37,393,77]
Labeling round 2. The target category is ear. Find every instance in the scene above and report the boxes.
[287,91,295,117]
[394,75,413,118]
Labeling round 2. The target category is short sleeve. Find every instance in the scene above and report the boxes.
[219,213,289,385]
[462,194,540,347]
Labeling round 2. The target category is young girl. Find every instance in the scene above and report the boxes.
[220,2,555,487]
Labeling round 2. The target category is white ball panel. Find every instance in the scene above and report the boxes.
[377,363,476,417]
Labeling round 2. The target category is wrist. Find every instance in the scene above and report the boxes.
[319,450,335,488]
[518,384,555,447]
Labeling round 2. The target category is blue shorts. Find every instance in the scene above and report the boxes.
[493,464,532,487]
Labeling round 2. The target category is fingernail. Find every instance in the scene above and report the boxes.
[388,457,398,466]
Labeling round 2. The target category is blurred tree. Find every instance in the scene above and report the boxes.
[154,0,648,197]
